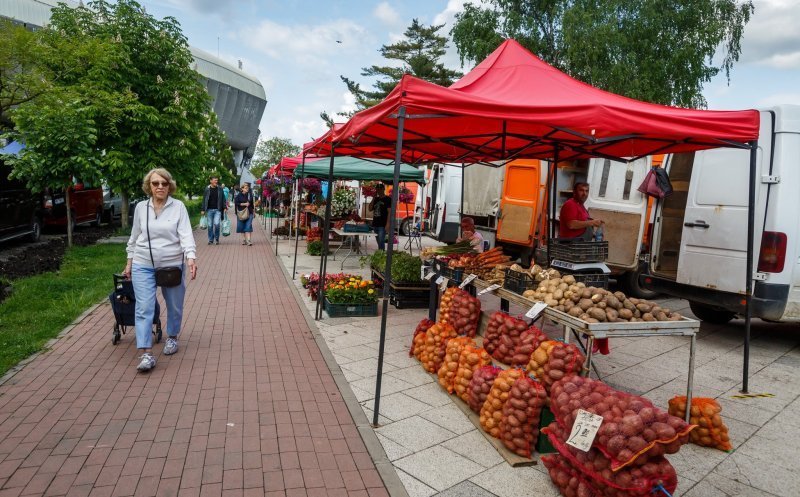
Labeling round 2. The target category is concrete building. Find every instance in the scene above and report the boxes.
[1,0,267,176]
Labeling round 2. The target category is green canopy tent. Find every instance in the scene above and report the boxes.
[292,156,424,183]
[290,156,424,295]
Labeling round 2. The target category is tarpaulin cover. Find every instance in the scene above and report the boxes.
[293,156,424,183]
[306,39,759,163]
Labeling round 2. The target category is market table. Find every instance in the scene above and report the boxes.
[427,269,699,422]
[331,228,371,269]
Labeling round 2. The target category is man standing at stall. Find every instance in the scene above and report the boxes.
[559,182,603,239]
[370,183,391,251]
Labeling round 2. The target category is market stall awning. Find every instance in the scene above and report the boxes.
[293,156,424,183]
[306,39,759,163]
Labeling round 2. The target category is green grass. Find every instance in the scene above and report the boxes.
[0,243,126,376]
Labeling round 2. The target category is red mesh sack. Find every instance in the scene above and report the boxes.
[544,423,678,496]
[409,318,435,357]
[668,396,732,451]
[480,369,526,438]
[542,454,604,497]
[467,365,501,413]
[417,323,457,373]
[484,312,528,364]
[509,325,547,367]
[526,340,559,380]
[454,345,493,403]
[550,376,695,470]
[441,289,481,337]
[438,337,476,393]
[542,343,585,392]
[499,376,547,458]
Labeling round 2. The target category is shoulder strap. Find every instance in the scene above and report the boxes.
[146,200,155,267]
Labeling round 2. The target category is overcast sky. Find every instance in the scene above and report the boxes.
[141,0,800,149]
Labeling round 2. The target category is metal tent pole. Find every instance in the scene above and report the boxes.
[742,140,758,393]
[460,165,465,238]
[292,154,307,279]
[551,147,559,240]
[315,152,336,320]
[373,106,406,427]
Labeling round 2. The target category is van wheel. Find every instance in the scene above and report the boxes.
[399,218,412,236]
[621,265,658,299]
[28,217,41,242]
[689,301,736,324]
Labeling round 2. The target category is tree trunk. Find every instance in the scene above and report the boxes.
[120,191,130,229]
[65,188,73,248]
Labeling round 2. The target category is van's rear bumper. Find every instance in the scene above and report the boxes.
[640,274,789,321]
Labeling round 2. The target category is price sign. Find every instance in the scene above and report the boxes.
[459,274,478,289]
[435,276,445,285]
[477,283,501,296]
[566,409,604,452]
[421,266,426,279]
[439,278,449,292]
[424,271,435,281]
[525,302,548,320]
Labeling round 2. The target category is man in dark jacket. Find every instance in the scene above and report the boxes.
[201,175,227,245]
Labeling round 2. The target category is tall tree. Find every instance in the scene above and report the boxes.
[451,0,754,108]
[0,20,51,131]
[334,19,462,117]
[46,0,232,227]
[250,137,301,179]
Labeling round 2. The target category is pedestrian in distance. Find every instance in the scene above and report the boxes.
[370,183,391,251]
[235,182,259,246]
[201,175,226,245]
[124,168,197,372]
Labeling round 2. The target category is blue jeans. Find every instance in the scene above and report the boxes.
[132,263,186,349]
[206,209,222,242]
[374,226,386,251]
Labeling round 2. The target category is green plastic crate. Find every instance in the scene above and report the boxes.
[324,298,378,317]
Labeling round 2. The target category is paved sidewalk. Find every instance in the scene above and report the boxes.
[0,215,392,497]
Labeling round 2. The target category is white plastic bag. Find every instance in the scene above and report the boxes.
[199,216,208,230]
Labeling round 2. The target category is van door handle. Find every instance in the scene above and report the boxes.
[684,220,710,229]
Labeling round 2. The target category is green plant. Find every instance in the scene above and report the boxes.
[325,276,378,304]
[306,240,328,256]
[363,250,422,283]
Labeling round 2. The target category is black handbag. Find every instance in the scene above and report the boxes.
[147,200,183,287]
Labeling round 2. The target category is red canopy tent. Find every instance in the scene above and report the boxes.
[304,40,762,423]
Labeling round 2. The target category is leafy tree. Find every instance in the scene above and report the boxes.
[332,19,462,117]
[0,20,50,131]
[451,0,754,108]
[46,0,232,227]
[250,136,301,179]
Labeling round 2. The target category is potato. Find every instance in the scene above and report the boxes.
[618,308,633,320]
[606,295,622,310]
[642,312,656,322]
[597,301,607,310]
[655,311,668,321]
[668,313,683,321]
[523,289,536,298]
[545,298,559,307]
[557,282,569,292]
[585,317,599,323]
[591,293,603,303]
[614,291,626,301]
[553,289,564,300]
[588,308,607,322]
[575,282,586,288]
[568,306,583,317]
[605,308,619,322]
[623,299,636,311]
[581,288,593,299]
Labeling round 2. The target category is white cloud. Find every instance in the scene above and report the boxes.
[756,92,800,107]
[237,18,372,67]
[373,2,400,26]
[738,0,800,68]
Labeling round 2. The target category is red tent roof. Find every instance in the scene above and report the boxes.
[310,39,759,162]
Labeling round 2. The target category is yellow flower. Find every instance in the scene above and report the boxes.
[368,289,374,295]
[359,281,367,288]
[339,280,345,285]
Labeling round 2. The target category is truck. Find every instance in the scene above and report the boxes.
[641,105,800,323]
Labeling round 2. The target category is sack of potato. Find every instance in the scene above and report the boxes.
[544,423,678,496]
[438,287,459,322]
[526,340,559,381]
[480,368,526,438]
[499,376,547,458]
[440,289,481,337]
[438,336,475,393]
[542,342,585,392]
[409,318,435,357]
[485,312,529,364]
[668,396,732,451]
[468,365,501,413]
[551,376,695,470]
[454,345,493,403]
[542,454,602,497]
[513,326,547,365]
[417,323,457,373]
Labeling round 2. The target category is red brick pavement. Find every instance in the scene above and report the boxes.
[0,214,389,497]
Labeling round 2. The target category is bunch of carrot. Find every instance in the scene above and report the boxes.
[467,247,512,276]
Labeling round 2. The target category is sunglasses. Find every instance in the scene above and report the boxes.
[151,181,169,188]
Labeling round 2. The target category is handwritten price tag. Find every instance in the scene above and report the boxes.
[439,278,449,292]
[525,302,548,320]
[459,274,478,289]
[477,283,501,296]
[566,409,604,452]
[424,271,435,281]
[435,276,445,285]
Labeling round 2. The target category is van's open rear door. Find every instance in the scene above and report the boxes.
[585,158,650,271]
[497,160,543,246]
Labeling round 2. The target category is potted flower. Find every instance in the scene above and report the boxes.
[324,276,379,317]
[398,186,414,204]
[330,187,356,219]
[361,181,379,198]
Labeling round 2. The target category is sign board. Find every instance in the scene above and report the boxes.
[566,409,604,452]
[477,284,501,296]
[459,274,478,288]
[525,302,548,320]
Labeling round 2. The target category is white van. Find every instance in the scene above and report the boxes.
[642,105,800,323]
[425,164,463,243]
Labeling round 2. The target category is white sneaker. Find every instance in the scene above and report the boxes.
[163,337,179,355]
[136,353,156,371]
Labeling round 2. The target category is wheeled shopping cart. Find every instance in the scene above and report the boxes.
[108,274,162,345]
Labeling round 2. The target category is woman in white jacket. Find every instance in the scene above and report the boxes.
[124,168,197,372]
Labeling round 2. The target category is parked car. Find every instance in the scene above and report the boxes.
[42,181,103,230]
[0,164,42,243]
[102,184,124,223]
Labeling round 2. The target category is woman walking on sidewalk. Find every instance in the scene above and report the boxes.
[124,168,197,372]
[235,182,258,246]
